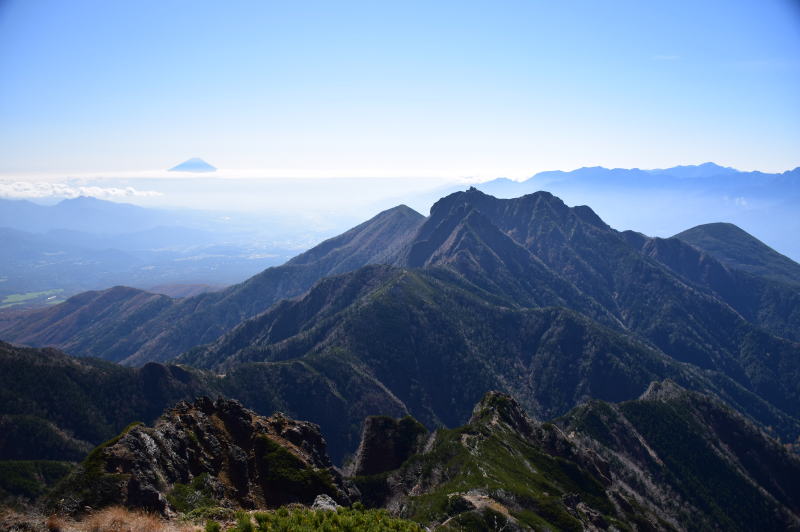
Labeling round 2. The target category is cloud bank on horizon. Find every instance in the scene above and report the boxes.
[0,181,163,200]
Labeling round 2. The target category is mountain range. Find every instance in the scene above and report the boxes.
[2,188,799,457]
[1,186,799,529]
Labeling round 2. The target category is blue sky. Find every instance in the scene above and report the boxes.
[1,0,798,179]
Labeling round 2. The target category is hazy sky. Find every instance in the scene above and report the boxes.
[1,0,799,179]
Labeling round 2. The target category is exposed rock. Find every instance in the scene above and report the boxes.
[311,494,340,511]
[468,390,537,437]
[50,397,353,515]
[349,415,427,476]
[638,378,689,401]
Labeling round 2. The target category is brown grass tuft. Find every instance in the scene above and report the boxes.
[76,506,192,532]
[46,513,66,531]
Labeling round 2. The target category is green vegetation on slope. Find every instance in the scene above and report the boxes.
[0,460,73,500]
[0,342,217,461]
[47,422,142,512]
[221,506,423,532]
[560,383,800,531]
[353,394,624,531]
[254,435,338,505]
[0,289,63,309]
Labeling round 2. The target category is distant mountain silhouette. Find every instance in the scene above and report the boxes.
[647,161,739,178]
[168,157,216,172]
[0,196,161,234]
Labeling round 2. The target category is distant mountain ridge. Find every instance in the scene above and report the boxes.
[0,196,169,235]
[0,196,353,305]
[647,161,740,178]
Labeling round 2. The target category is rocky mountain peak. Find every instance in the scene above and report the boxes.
[51,397,353,516]
[638,379,691,402]
[468,391,537,436]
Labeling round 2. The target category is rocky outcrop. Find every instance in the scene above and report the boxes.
[349,415,428,476]
[351,387,800,531]
[51,397,355,515]
[468,390,537,437]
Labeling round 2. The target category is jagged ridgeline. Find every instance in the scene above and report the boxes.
[39,388,800,531]
[349,386,800,531]
[48,397,354,515]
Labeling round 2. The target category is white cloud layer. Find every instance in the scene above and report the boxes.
[0,181,163,199]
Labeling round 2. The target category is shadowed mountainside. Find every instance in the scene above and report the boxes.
[0,341,216,462]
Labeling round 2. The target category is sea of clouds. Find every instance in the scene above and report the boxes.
[0,181,163,200]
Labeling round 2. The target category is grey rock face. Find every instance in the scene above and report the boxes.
[311,494,340,511]
[54,397,353,515]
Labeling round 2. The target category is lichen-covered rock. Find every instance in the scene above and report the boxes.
[468,390,537,437]
[311,493,340,511]
[50,397,354,515]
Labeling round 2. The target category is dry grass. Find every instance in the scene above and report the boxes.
[46,513,67,531]
[0,506,207,532]
[82,507,164,532]
[0,507,47,532]
[51,506,201,532]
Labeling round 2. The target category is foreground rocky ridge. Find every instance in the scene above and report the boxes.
[37,386,800,531]
[352,385,800,531]
[51,397,353,516]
